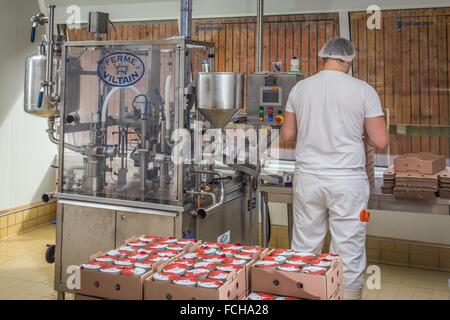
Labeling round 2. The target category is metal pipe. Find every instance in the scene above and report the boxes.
[256,0,264,72]
[45,5,57,104]
[180,0,193,39]
[191,170,226,219]
[47,118,82,153]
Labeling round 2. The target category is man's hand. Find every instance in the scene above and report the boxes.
[364,116,389,150]
[281,112,298,144]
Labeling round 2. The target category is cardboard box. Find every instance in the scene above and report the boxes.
[77,237,201,300]
[74,294,105,300]
[329,285,344,300]
[144,249,267,300]
[250,251,344,300]
[394,153,445,175]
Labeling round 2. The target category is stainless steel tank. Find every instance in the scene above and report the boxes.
[24,49,61,118]
[196,72,244,128]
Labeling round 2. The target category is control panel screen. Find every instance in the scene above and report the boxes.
[260,87,282,106]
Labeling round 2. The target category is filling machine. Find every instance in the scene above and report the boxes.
[24,2,259,299]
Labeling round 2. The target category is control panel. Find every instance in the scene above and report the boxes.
[247,72,303,126]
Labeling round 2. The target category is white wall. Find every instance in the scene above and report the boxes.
[43,0,450,23]
[0,0,57,211]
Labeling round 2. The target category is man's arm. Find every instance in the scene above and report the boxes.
[281,112,298,143]
[365,116,389,150]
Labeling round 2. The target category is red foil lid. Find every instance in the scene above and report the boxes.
[198,279,223,289]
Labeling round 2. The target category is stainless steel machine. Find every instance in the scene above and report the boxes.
[25,2,258,299]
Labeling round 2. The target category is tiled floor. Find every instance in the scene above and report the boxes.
[0,225,449,300]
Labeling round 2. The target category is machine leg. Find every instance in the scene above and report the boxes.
[56,290,65,300]
[260,192,269,248]
[287,203,294,249]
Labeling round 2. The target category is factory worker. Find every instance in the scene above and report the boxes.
[281,37,389,300]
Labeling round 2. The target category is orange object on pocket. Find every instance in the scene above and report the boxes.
[360,209,371,223]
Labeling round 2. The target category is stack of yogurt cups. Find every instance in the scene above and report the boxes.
[80,236,197,277]
[254,249,339,275]
[152,242,264,289]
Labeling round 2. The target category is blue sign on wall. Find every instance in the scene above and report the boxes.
[97,52,145,87]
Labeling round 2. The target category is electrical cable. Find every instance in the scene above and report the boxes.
[109,20,118,40]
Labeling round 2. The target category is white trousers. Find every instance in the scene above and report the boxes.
[291,173,370,291]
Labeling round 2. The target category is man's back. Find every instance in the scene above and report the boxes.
[285,70,384,178]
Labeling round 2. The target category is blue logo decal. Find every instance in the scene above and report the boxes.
[97,52,145,87]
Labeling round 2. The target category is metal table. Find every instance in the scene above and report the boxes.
[258,184,450,248]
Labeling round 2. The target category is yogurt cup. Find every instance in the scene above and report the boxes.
[241,247,262,254]
[94,256,115,264]
[293,252,316,260]
[105,250,122,257]
[121,267,147,277]
[128,253,149,261]
[100,266,123,275]
[216,264,242,272]
[177,239,197,246]
[248,293,276,300]
[167,244,185,252]
[234,253,255,261]
[159,237,179,244]
[173,276,199,287]
[208,270,230,281]
[163,263,187,275]
[127,241,148,247]
[202,255,226,264]
[318,254,339,261]
[308,259,332,268]
[118,246,138,253]
[277,264,302,272]
[147,255,170,263]
[255,261,279,269]
[175,259,196,268]
[286,257,308,267]
[222,258,247,266]
[196,247,217,256]
[185,268,209,279]
[193,261,217,270]
[223,244,243,251]
[137,248,157,255]
[302,266,327,275]
[153,272,177,282]
[148,243,168,250]
[81,261,109,270]
[271,249,295,257]
[114,258,137,267]
[216,249,239,258]
[182,252,199,260]
[201,242,223,249]
[138,235,160,243]
[134,260,154,270]
[263,255,286,263]
[157,250,178,258]
[198,279,223,289]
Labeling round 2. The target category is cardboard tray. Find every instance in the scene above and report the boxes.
[250,250,344,300]
[394,153,445,175]
[77,237,201,300]
[144,248,269,300]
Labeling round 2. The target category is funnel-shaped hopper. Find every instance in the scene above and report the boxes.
[196,72,244,128]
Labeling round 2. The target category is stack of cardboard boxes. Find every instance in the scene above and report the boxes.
[382,153,449,200]
[76,236,344,301]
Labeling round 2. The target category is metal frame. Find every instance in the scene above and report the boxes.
[58,38,215,209]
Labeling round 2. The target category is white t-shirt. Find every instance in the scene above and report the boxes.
[285,70,384,178]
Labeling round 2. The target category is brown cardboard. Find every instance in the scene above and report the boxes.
[77,237,202,300]
[250,251,344,300]
[394,153,445,175]
[329,285,344,300]
[143,248,268,300]
[144,268,245,300]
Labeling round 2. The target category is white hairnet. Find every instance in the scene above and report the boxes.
[318,37,356,62]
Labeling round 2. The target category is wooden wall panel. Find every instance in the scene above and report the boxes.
[350,8,450,163]
[66,14,339,154]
